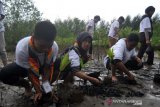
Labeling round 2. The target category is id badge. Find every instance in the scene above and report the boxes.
[42,80,52,94]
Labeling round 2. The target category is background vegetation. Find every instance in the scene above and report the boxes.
[3,0,160,51]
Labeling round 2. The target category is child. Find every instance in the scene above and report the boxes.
[104,33,143,83]
[55,32,101,85]
[137,6,155,69]
[108,16,125,47]
[0,21,58,103]
[86,15,101,57]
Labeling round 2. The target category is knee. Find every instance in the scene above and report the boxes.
[137,63,143,69]
[0,70,16,85]
[0,66,12,83]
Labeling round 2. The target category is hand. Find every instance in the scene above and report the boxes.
[34,92,42,104]
[128,74,135,81]
[91,78,102,85]
[136,57,141,63]
[136,57,142,66]
[51,92,59,102]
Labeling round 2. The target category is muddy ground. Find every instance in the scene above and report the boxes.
[0,51,160,107]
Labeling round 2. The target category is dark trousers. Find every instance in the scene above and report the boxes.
[125,60,143,70]
[0,63,29,87]
[106,58,143,70]
[137,33,154,65]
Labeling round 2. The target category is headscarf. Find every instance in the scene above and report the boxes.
[76,32,92,63]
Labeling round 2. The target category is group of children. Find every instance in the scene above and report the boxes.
[0,5,156,104]
[104,6,155,83]
[0,21,101,103]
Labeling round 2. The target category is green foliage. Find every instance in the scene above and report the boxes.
[54,19,74,38]
[60,53,70,72]
[56,36,75,50]
[152,14,160,23]
[93,20,108,47]
[152,16,160,46]
[3,0,42,51]
[131,15,141,30]
[5,21,37,51]
[4,0,41,23]
[119,27,138,38]
[54,18,85,38]
[123,15,131,28]
[107,48,114,61]
[152,28,160,46]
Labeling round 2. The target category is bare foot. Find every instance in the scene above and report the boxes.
[112,76,118,84]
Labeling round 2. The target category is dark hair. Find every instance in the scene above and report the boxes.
[145,6,155,14]
[118,16,125,22]
[94,15,101,21]
[33,21,57,42]
[127,33,139,43]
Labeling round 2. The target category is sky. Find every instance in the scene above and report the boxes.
[33,0,160,23]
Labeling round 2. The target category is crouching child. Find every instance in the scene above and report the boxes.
[0,21,59,104]
[104,33,143,83]
[54,32,101,85]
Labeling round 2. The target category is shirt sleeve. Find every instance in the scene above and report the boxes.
[68,50,81,73]
[112,40,125,61]
[87,20,94,27]
[15,38,30,68]
[113,21,119,29]
[68,50,80,68]
[142,17,151,29]
[0,2,4,15]
[28,70,41,93]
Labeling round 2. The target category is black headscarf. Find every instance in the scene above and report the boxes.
[76,32,92,63]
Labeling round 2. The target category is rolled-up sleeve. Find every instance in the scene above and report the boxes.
[113,45,124,61]
[15,38,30,68]
[68,50,81,72]
[69,50,80,67]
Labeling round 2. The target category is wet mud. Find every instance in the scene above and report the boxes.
[0,52,160,107]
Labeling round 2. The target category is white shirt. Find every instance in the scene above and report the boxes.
[111,38,136,64]
[15,36,59,68]
[0,2,5,32]
[108,20,119,39]
[86,19,95,37]
[140,17,151,32]
[69,50,80,67]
